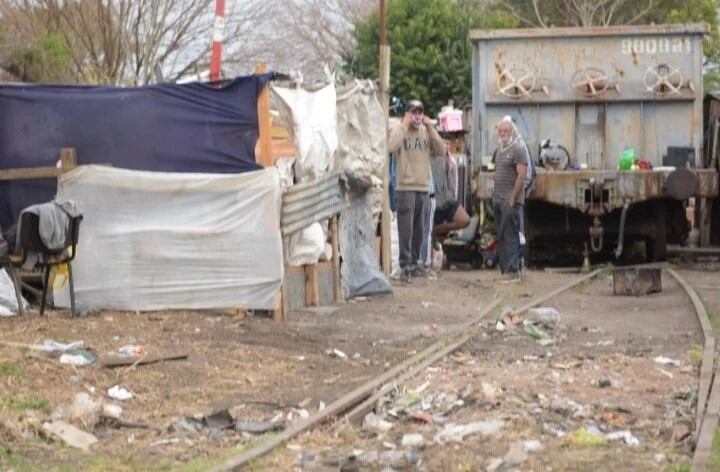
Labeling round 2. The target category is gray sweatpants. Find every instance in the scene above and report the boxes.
[397,191,430,270]
[492,199,521,274]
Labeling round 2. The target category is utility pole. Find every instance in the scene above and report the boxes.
[379,0,392,275]
[209,0,226,82]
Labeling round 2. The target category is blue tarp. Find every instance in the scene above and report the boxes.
[0,73,274,233]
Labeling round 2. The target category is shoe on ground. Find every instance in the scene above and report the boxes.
[399,267,412,283]
[411,266,432,278]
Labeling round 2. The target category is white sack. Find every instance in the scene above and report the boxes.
[0,268,28,316]
[272,83,338,181]
[57,166,283,311]
[284,222,325,267]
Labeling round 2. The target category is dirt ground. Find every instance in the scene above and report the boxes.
[0,265,715,471]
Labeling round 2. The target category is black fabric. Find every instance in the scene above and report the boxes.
[433,200,460,225]
[0,73,273,230]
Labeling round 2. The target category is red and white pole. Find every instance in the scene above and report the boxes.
[209,0,225,82]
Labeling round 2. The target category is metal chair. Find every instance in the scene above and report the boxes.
[16,213,83,317]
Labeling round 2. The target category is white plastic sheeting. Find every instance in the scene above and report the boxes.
[272,83,338,182]
[336,80,386,216]
[272,83,338,266]
[57,166,283,311]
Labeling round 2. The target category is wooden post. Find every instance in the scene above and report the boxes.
[378,0,392,276]
[304,264,319,307]
[700,197,713,247]
[330,216,342,303]
[254,65,284,321]
[255,64,273,168]
[59,148,77,169]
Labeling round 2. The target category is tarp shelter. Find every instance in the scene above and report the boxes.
[57,166,282,311]
[0,74,283,311]
[0,74,273,234]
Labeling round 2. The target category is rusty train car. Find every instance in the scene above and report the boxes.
[470,24,719,264]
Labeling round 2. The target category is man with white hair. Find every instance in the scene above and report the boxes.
[492,117,528,281]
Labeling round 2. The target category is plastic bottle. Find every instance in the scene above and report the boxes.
[618,149,635,171]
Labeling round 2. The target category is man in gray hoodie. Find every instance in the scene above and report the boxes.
[388,100,445,282]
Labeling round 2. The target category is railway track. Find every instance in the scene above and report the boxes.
[209,267,719,471]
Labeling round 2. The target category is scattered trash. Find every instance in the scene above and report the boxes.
[551,397,585,417]
[235,420,283,434]
[382,441,396,450]
[481,382,502,402]
[327,349,348,360]
[297,409,310,420]
[606,430,640,445]
[523,320,552,340]
[363,413,393,433]
[170,417,202,436]
[38,340,85,354]
[654,453,667,463]
[103,403,123,419]
[495,320,507,332]
[51,392,102,428]
[654,356,680,367]
[117,345,145,357]
[421,301,433,309]
[596,379,612,388]
[150,438,180,447]
[487,457,504,471]
[527,307,560,323]
[552,361,582,370]
[59,350,96,366]
[434,420,504,444]
[522,439,544,452]
[656,367,674,379]
[400,433,424,447]
[42,420,98,451]
[566,427,606,446]
[503,441,528,465]
[107,386,134,401]
[409,411,446,425]
[202,409,235,430]
[318,401,326,411]
[537,339,555,346]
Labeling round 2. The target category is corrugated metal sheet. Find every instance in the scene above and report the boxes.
[281,172,347,236]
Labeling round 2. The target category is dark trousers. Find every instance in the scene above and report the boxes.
[397,191,430,270]
[492,199,521,274]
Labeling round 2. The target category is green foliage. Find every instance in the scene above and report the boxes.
[0,394,49,411]
[0,362,23,378]
[350,0,720,110]
[6,33,73,83]
[348,0,517,116]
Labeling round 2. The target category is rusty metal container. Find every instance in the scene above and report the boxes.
[613,267,662,296]
[470,24,720,262]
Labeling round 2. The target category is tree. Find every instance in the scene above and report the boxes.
[497,0,657,27]
[348,0,517,116]
[496,0,720,90]
[0,0,271,85]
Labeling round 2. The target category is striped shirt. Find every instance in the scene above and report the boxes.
[493,142,528,204]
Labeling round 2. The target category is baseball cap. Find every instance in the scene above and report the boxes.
[406,99,424,112]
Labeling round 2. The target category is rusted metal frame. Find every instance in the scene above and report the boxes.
[665,269,717,471]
